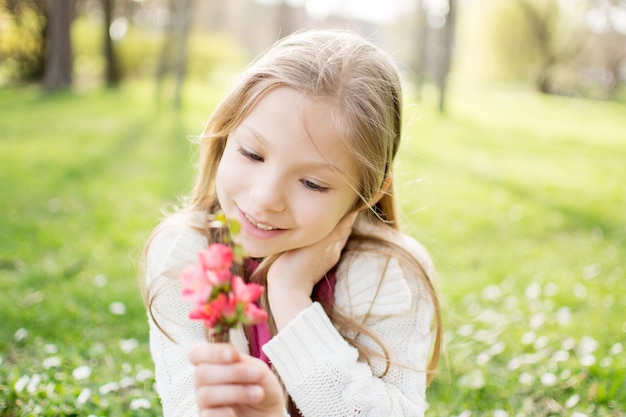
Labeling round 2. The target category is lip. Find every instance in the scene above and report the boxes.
[237,207,285,240]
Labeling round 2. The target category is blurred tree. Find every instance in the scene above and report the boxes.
[156,0,193,109]
[435,0,457,112]
[42,0,73,91]
[0,0,47,82]
[103,0,120,87]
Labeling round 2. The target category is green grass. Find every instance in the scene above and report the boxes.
[1,80,624,416]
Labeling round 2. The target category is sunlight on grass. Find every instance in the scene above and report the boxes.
[1,80,625,416]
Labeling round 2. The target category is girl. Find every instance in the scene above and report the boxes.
[143,29,442,417]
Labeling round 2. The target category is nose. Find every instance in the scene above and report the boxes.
[248,171,287,213]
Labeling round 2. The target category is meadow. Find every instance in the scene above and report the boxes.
[0,78,624,416]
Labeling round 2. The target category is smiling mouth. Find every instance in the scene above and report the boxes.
[243,212,280,231]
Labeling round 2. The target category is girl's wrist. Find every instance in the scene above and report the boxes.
[267,285,313,331]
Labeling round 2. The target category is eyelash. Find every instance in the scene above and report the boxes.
[237,146,329,193]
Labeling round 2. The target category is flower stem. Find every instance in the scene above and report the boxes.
[211,331,230,343]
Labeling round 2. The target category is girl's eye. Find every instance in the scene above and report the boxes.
[301,179,329,193]
[238,147,263,162]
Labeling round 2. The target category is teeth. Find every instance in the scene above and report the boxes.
[245,213,277,231]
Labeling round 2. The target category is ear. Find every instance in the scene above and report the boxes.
[373,174,392,205]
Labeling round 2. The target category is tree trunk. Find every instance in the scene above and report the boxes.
[103,0,120,87]
[436,0,457,113]
[42,0,73,91]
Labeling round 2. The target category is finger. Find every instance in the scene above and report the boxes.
[196,384,264,408]
[195,362,261,386]
[199,406,236,417]
[189,343,239,365]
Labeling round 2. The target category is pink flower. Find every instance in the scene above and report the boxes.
[189,293,237,327]
[180,264,211,305]
[243,303,268,325]
[232,275,264,303]
[206,269,232,286]
[198,244,233,271]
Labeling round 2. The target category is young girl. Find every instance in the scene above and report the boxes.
[143,29,442,417]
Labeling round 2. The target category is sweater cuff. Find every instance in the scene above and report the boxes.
[262,302,357,388]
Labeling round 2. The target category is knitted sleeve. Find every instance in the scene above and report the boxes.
[262,234,436,417]
[145,225,208,417]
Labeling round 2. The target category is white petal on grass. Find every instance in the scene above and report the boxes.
[578,336,599,354]
[109,302,126,315]
[529,313,545,329]
[550,350,569,363]
[14,375,29,392]
[457,411,472,417]
[534,335,549,350]
[600,357,613,367]
[579,354,596,367]
[482,284,502,301]
[119,338,139,353]
[44,344,58,354]
[99,382,120,395]
[518,372,535,385]
[129,398,151,410]
[562,338,576,351]
[14,328,28,342]
[72,365,92,380]
[457,324,474,337]
[493,410,508,417]
[120,376,135,388]
[76,388,91,405]
[571,413,588,417]
[556,307,572,326]
[610,342,623,355]
[540,373,557,386]
[525,283,541,300]
[572,283,587,299]
[565,394,580,408]
[136,369,154,382]
[521,331,536,345]
[43,356,62,369]
[94,274,108,287]
[458,369,485,389]
[26,374,41,394]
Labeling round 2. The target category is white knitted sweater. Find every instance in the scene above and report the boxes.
[145,216,436,417]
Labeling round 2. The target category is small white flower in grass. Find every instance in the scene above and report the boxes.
[518,372,534,385]
[579,354,596,367]
[571,413,588,417]
[122,362,132,373]
[14,375,29,392]
[525,283,541,300]
[129,398,151,410]
[14,328,28,342]
[43,356,62,369]
[578,336,598,353]
[544,282,558,297]
[119,338,138,353]
[556,307,572,326]
[521,331,536,345]
[489,342,505,356]
[540,373,557,386]
[493,410,508,417]
[534,335,549,350]
[508,357,522,371]
[565,394,580,408]
[457,324,474,337]
[529,313,545,329]
[458,369,485,389]
[72,365,91,380]
[572,283,587,299]
[76,388,91,405]
[560,369,571,380]
[561,338,576,351]
[482,285,502,301]
[109,302,126,315]
[94,274,107,287]
[27,374,41,394]
[99,382,120,395]
[550,350,569,363]
[136,369,154,382]
[119,376,135,388]
[610,342,623,355]
[44,344,58,354]
[600,357,613,367]
[457,411,472,417]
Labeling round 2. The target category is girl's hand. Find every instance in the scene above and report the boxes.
[267,211,358,330]
[189,343,285,417]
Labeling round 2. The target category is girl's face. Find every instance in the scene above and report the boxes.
[215,87,359,258]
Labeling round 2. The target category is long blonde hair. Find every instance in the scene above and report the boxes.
[144,28,442,407]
